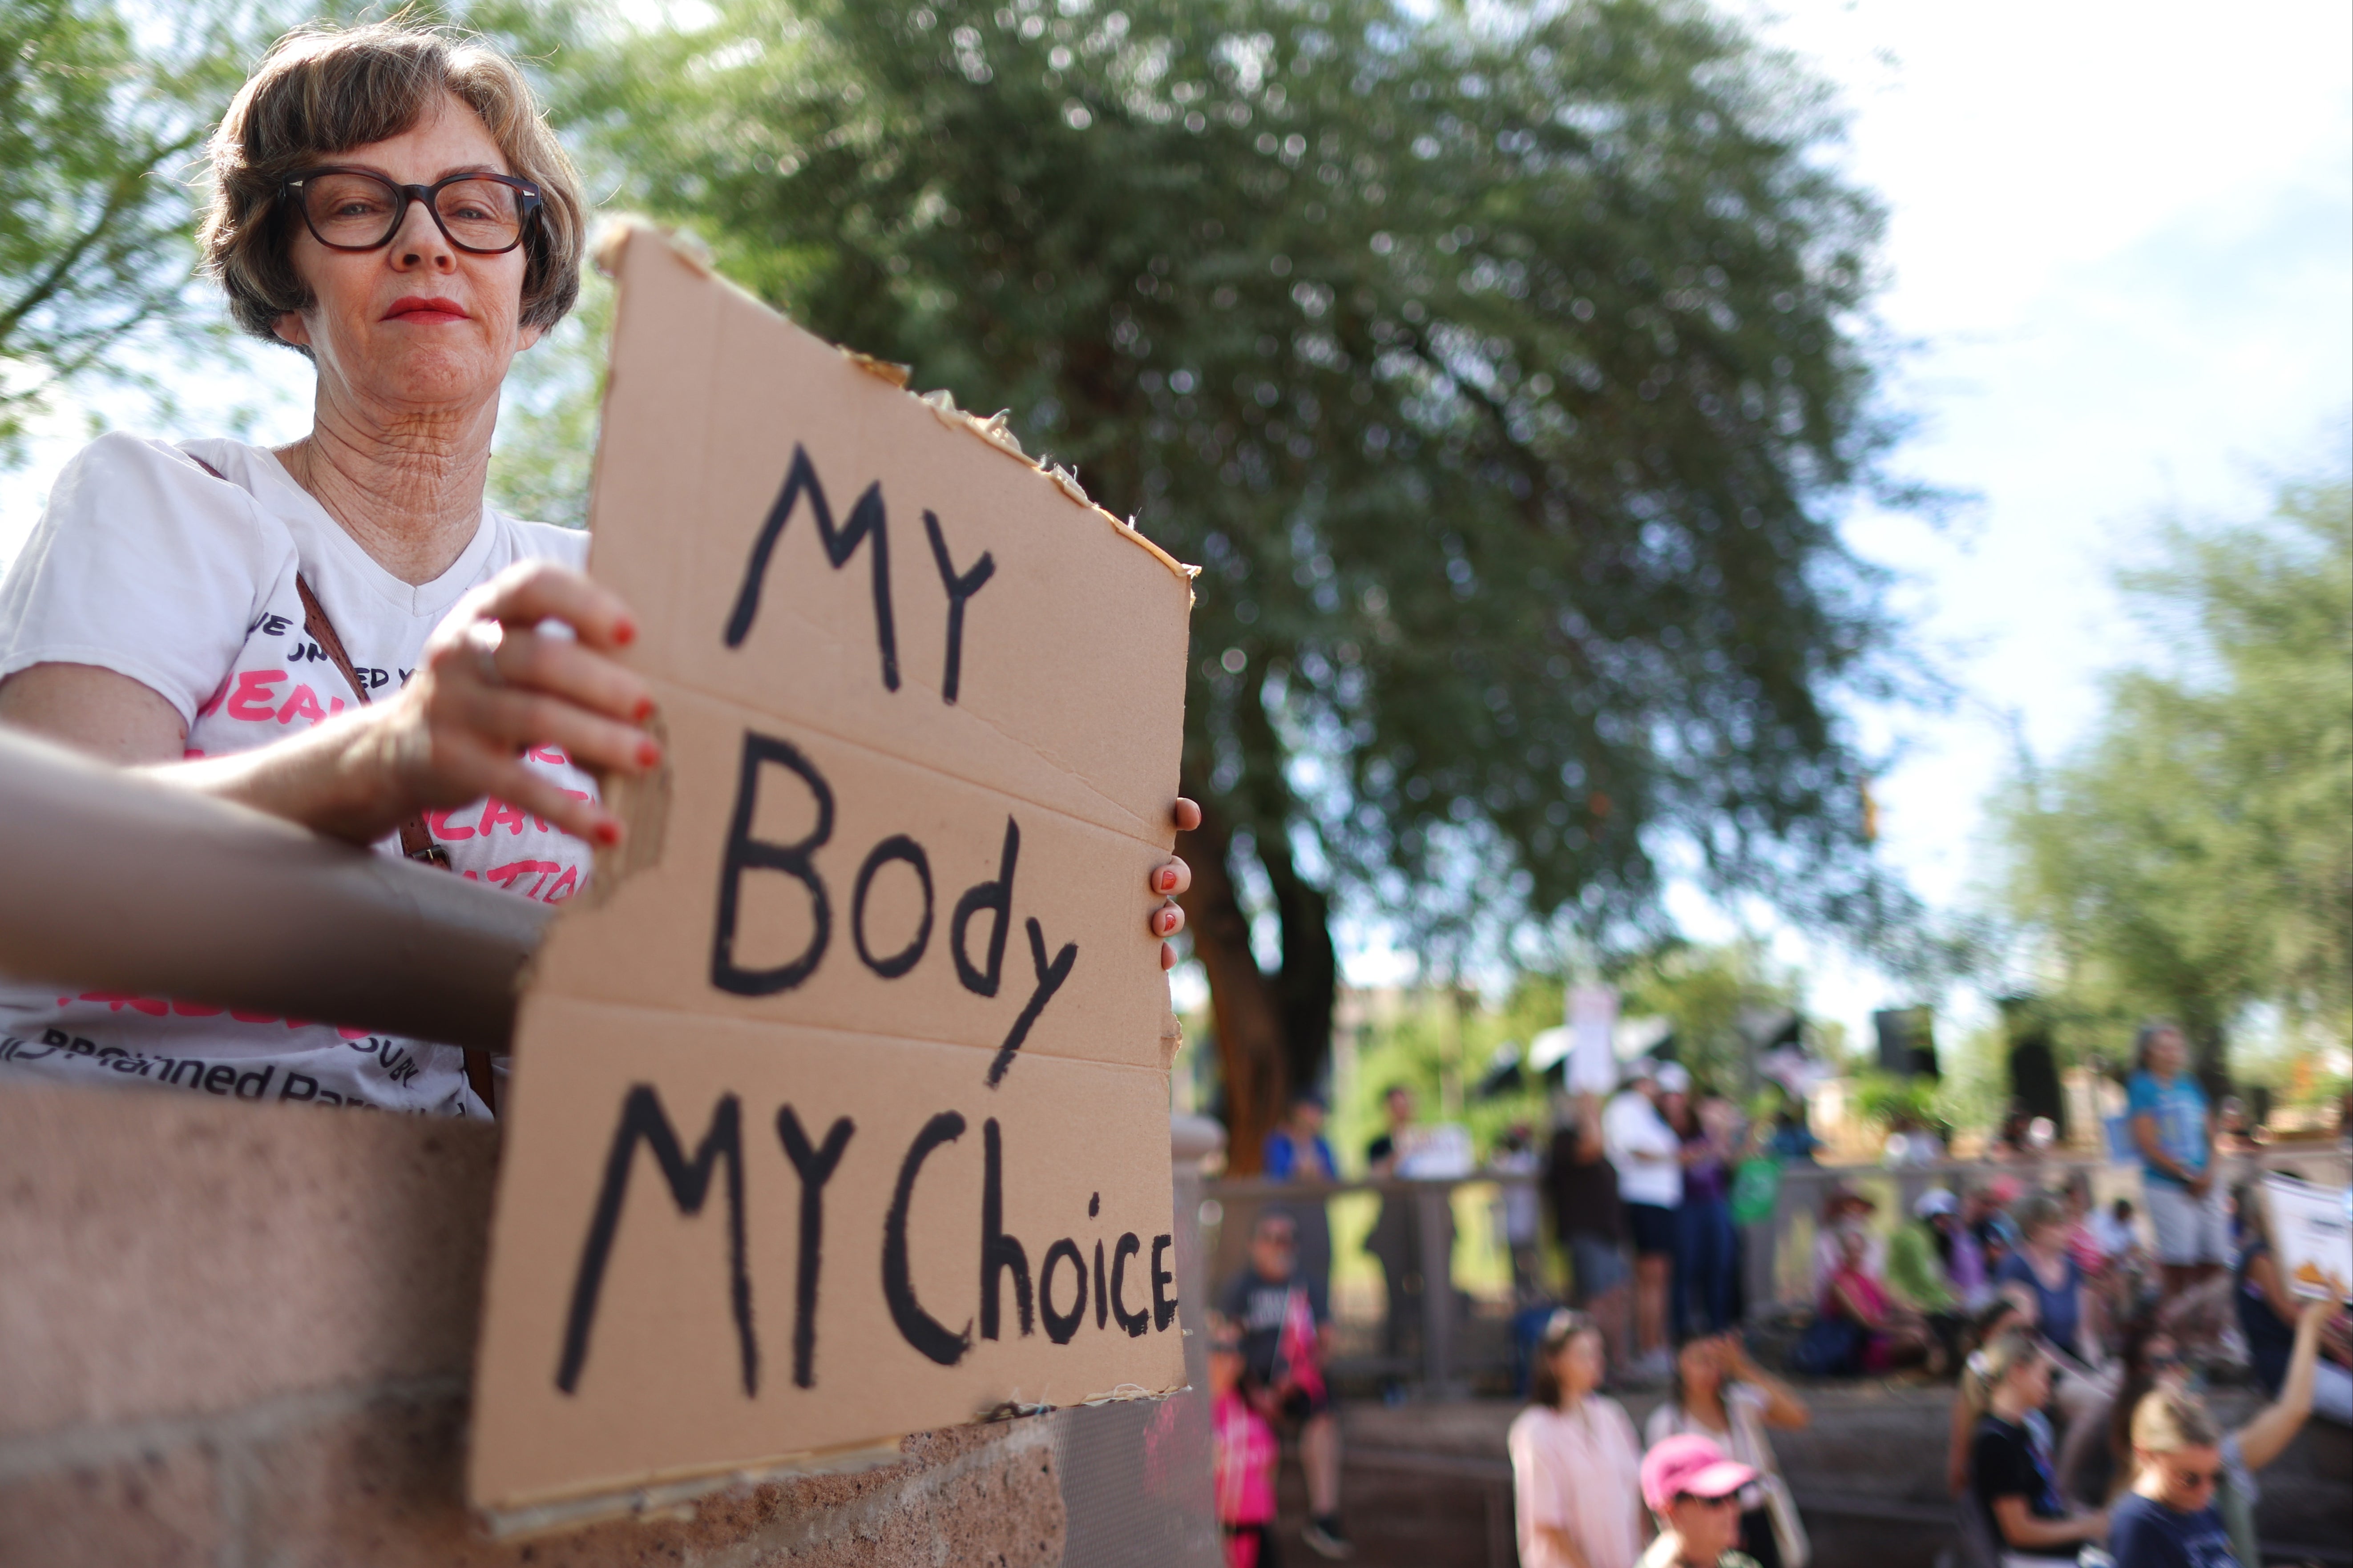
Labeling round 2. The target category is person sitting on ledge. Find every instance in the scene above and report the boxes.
[1821,1220,1941,1375]
[1216,1210,1352,1560]
[1970,1329,2110,1565]
[0,19,1192,1118]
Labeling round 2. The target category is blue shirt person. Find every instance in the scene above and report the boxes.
[2127,1060,2211,1192]
[1263,1093,1338,1182]
[1260,1094,1338,1312]
[2128,1022,2230,1287]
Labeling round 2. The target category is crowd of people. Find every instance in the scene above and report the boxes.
[1208,1020,2350,1568]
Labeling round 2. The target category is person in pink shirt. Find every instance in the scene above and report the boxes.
[1211,1322,1281,1568]
[1509,1309,1647,1568]
[1822,1224,1940,1374]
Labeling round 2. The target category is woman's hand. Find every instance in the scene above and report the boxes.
[371,562,655,846]
[1,563,660,849]
[1150,796,1199,970]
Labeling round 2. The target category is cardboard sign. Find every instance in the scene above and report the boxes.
[468,227,1195,1516]
[2264,1173,2353,1303]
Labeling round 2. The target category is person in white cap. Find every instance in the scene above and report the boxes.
[1606,1059,1684,1379]
[1636,1432,1764,1568]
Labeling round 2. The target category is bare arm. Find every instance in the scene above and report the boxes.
[1725,1342,1810,1430]
[2235,1299,2331,1471]
[1830,1275,1885,1330]
[2130,1112,2192,1185]
[1532,1526,1592,1568]
[1572,1093,1606,1163]
[0,563,654,846]
[1992,1497,2105,1549]
[4,562,1198,956]
[2077,1283,2107,1371]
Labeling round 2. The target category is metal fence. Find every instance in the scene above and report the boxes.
[1201,1173,1542,1395]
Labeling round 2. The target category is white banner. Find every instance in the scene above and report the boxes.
[2263,1172,2352,1303]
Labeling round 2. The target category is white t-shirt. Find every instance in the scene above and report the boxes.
[1508,1398,1646,1568]
[1603,1088,1683,1208]
[0,433,597,1118]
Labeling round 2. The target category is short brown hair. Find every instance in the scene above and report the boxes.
[2131,1387,2221,1453]
[2013,1190,2067,1239]
[200,20,585,351]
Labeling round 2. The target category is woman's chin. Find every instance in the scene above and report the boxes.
[357,344,509,412]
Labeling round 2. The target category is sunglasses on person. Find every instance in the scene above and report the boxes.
[1674,1492,1742,1510]
[282,168,544,255]
[2157,1460,2220,1490]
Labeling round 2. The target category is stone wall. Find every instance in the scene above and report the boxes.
[0,1082,1071,1567]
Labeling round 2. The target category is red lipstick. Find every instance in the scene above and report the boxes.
[383,296,469,324]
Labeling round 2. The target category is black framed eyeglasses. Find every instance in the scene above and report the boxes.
[282,168,543,255]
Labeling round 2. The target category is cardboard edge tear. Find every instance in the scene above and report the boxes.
[594,218,1199,600]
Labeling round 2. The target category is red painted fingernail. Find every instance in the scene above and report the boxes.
[593,819,622,846]
[1156,868,1176,892]
[637,739,662,768]
[613,618,638,647]
[633,696,655,722]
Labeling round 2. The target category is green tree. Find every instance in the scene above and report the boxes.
[0,0,260,464]
[1997,472,2353,1083]
[534,0,1913,1165]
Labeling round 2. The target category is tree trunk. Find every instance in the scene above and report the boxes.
[1259,825,1338,1105]
[2190,1019,2231,1103]
[1176,801,1290,1174]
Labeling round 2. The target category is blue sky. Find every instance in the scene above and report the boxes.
[1735,0,2353,1045]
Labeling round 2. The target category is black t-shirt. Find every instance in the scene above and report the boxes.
[2107,1492,2240,1567]
[1217,1267,1328,1385]
[1545,1125,1624,1243]
[1367,1133,1395,1168]
[1972,1412,2065,1547]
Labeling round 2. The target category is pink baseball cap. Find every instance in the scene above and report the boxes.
[1640,1434,1759,1513]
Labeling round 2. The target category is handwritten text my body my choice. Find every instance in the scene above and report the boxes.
[555,441,1178,1401]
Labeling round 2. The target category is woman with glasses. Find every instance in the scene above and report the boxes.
[2108,1390,2238,1568]
[1645,1334,1811,1568]
[0,20,1192,1117]
[1635,1434,1764,1568]
[2107,1298,2334,1566]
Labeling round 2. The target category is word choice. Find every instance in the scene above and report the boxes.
[555,1085,1178,1399]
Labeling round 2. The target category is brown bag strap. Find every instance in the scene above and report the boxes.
[291,573,450,871]
[188,449,494,1113]
[182,451,443,870]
